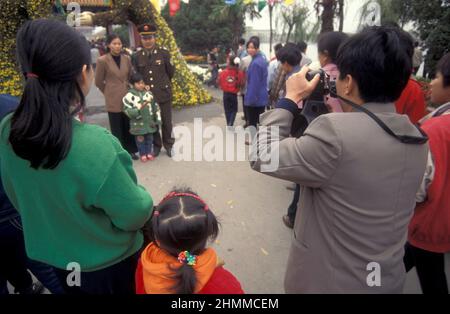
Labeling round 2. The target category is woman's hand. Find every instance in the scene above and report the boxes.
[285,66,321,104]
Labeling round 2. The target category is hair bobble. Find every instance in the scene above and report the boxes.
[178,251,198,266]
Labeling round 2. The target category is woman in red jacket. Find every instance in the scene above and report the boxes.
[405,53,450,294]
[136,188,244,294]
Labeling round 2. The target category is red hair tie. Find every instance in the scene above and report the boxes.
[26,73,39,79]
[159,192,210,211]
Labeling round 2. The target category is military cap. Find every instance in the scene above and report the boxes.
[138,23,157,38]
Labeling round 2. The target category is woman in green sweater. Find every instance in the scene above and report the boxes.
[0,19,153,294]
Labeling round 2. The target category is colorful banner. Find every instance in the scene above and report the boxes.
[169,0,180,16]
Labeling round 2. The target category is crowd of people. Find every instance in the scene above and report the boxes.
[0,17,449,295]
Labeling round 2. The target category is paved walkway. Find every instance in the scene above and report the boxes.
[86,83,450,293]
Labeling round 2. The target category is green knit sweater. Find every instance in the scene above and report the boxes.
[0,114,153,271]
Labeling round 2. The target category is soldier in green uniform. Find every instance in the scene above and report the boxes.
[132,23,175,157]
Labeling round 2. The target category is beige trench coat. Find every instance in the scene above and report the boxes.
[95,53,133,113]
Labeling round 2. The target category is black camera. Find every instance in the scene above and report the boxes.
[291,69,338,137]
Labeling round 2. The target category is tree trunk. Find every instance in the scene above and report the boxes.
[269,5,273,54]
[232,14,243,52]
[320,0,335,34]
[338,0,344,32]
[286,24,293,43]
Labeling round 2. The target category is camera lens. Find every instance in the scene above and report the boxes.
[329,80,337,97]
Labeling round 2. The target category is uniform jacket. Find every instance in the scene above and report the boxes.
[132,47,174,104]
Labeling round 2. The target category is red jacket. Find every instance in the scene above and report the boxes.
[408,114,450,253]
[135,259,244,294]
[395,78,427,124]
[218,67,245,95]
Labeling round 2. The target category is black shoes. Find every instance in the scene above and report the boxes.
[130,153,139,161]
[153,148,161,157]
[19,282,44,294]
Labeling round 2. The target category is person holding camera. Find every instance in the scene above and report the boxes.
[251,26,429,293]
[282,32,349,229]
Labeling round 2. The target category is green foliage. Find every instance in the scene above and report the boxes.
[112,25,130,47]
[408,0,450,78]
[278,4,320,44]
[162,0,235,55]
[358,0,449,77]
[209,0,261,50]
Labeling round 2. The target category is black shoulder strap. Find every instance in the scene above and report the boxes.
[336,95,428,145]
[433,104,450,118]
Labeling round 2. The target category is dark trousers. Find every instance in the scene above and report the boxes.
[135,133,154,157]
[208,66,219,87]
[153,100,175,152]
[223,92,238,126]
[287,184,301,223]
[53,251,140,295]
[246,106,265,128]
[0,218,32,293]
[108,112,137,154]
[0,217,64,294]
[404,242,448,294]
[241,95,248,122]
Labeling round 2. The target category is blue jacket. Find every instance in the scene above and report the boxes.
[245,53,269,108]
[0,94,19,223]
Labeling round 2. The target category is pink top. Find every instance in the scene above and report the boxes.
[297,63,343,113]
[322,63,343,113]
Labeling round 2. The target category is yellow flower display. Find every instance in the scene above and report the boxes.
[0,0,211,107]
[0,0,53,97]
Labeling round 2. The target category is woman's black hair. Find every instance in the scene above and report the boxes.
[317,31,349,63]
[336,26,413,103]
[274,43,283,54]
[297,41,307,53]
[437,53,450,88]
[246,36,260,50]
[229,57,238,67]
[150,187,220,294]
[106,34,122,53]
[278,43,302,67]
[130,73,144,85]
[11,19,91,169]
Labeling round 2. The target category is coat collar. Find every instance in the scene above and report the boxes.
[361,102,396,114]
[106,53,127,81]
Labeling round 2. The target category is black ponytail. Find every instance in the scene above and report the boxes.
[171,264,197,294]
[151,188,220,294]
[11,19,91,169]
